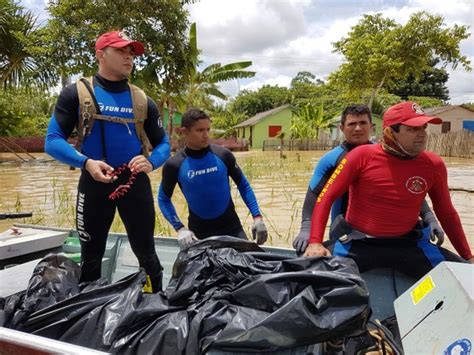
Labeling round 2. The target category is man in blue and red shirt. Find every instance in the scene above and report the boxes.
[293,104,442,256]
[304,102,472,278]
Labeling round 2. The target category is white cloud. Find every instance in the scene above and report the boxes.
[198,11,362,98]
[189,0,310,54]
[19,0,474,104]
[241,75,293,92]
[446,56,474,104]
[189,0,474,103]
[20,0,49,24]
[408,0,473,26]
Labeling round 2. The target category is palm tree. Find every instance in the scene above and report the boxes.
[0,2,56,89]
[138,22,256,136]
[134,61,187,137]
[184,22,256,109]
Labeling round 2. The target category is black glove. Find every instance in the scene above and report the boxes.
[422,211,444,246]
[293,220,311,255]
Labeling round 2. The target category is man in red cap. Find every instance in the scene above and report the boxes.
[45,31,170,292]
[303,101,473,279]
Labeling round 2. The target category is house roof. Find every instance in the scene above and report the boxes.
[234,104,291,128]
[424,105,466,116]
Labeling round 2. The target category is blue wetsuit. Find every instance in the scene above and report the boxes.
[159,144,261,239]
[301,141,358,228]
[45,74,170,291]
[45,75,170,169]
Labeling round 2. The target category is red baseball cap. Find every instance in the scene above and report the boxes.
[383,102,442,128]
[95,31,145,56]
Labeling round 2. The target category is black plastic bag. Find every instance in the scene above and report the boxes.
[0,292,25,328]
[0,254,187,353]
[4,254,81,328]
[109,307,189,354]
[19,272,148,351]
[168,237,370,353]
[1,237,370,354]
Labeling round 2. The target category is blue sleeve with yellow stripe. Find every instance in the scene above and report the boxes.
[301,145,349,223]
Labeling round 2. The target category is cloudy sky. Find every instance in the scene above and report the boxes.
[22,0,474,103]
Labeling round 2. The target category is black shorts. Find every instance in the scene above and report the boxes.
[331,225,466,279]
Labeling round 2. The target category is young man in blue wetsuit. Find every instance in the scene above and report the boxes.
[45,31,170,292]
[158,108,268,249]
[293,104,443,255]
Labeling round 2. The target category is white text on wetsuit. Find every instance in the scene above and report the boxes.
[187,166,218,179]
[99,103,133,114]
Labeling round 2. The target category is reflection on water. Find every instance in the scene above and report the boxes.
[1,152,473,255]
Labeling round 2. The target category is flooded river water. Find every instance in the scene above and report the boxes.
[0,151,473,256]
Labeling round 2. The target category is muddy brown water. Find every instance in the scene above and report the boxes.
[1,151,472,256]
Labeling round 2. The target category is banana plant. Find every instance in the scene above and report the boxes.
[290,102,338,139]
[184,22,256,109]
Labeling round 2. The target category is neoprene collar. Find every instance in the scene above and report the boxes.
[94,73,129,93]
[184,145,211,159]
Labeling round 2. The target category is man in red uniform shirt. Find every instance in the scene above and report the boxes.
[303,101,473,278]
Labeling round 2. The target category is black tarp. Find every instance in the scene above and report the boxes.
[0,237,370,354]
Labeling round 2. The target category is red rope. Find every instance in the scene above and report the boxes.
[108,164,138,200]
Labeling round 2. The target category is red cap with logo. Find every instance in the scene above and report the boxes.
[382,101,442,128]
[95,31,145,56]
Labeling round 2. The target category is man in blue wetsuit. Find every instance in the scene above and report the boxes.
[45,31,170,292]
[293,104,443,255]
[158,108,268,249]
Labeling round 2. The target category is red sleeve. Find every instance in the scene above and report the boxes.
[309,153,360,243]
[428,159,472,260]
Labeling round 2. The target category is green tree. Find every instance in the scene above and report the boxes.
[330,12,471,109]
[407,96,443,108]
[0,0,13,35]
[370,92,403,115]
[229,85,290,117]
[290,71,324,87]
[208,105,245,138]
[290,103,337,139]
[133,61,187,137]
[388,59,450,101]
[0,89,55,136]
[291,71,314,85]
[45,0,191,86]
[461,103,474,112]
[289,71,326,106]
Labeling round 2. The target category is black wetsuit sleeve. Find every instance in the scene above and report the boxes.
[144,97,166,148]
[214,146,243,184]
[301,187,317,222]
[160,156,181,198]
[53,84,79,137]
